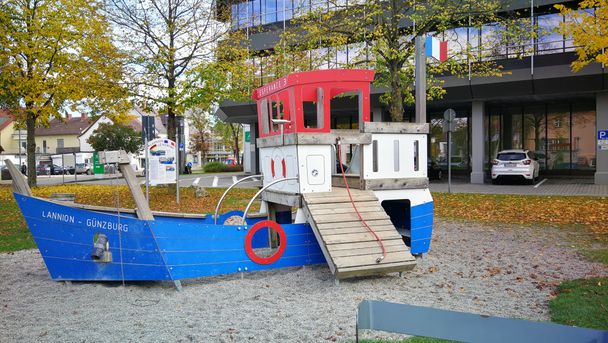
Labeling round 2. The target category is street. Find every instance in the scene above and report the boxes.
[5,172,263,189]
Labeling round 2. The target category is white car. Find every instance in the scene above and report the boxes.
[491,149,540,185]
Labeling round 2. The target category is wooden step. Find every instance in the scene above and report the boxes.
[316,219,394,230]
[333,251,414,268]
[336,261,417,279]
[319,225,397,235]
[325,239,406,252]
[329,244,409,258]
[304,195,378,204]
[322,231,402,245]
[306,203,383,215]
[313,211,390,224]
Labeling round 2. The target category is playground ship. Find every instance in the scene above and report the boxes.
[7,69,433,288]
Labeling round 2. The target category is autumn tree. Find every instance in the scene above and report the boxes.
[87,122,143,154]
[274,0,519,122]
[105,0,228,146]
[188,107,212,162]
[186,31,253,165]
[0,0,128,186]
[556,0,608,71]
[215,121,243,165]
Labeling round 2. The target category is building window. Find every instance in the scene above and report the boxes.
[57,138,64,149]
[489,101,595,173]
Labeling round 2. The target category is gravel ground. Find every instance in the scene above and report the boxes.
[1,219,606,343]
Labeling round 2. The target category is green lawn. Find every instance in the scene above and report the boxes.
[550,277,608,330]
[0,196,33,252]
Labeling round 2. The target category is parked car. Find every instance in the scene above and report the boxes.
[38,164,69,175]
[427,160,442,180]
[64,165,76,175]
[74,163,93,175]
[36,164,50,175]
[491,149,540,185]
[52,164,70,175]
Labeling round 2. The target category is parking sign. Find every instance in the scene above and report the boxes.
[598,130,608,150]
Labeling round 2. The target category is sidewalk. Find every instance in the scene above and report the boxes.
[429,178,608,197]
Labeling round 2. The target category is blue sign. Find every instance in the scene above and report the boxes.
[179,142,185,150]
[599,130,608,140]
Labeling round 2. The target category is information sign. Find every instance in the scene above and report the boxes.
[148,139,177,185]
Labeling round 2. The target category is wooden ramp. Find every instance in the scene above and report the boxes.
[302,187,416,280]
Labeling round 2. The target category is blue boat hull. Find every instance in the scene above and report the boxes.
[15,194,326,281]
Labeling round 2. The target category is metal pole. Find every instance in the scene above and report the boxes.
[175,136,180,204]
[448,131,452,194]
[145,131,149,203]
[242,177,297,223]
[73,152,77,183]
[214,174,263,224]
[415,36,427,124]
[62,154,65,184]
[18,128,21,167]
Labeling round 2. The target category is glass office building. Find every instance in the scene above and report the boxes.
[217,0,607,183]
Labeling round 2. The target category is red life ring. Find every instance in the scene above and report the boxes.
[244,220,287,265]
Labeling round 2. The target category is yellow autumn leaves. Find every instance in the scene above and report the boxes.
[434,193,608,236]
[0,185,257,215]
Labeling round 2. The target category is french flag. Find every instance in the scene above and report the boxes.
[425,36,448,62]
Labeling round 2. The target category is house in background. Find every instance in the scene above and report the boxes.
[2,107,195,174]
[0,110,26,166]
[36,114,92,155]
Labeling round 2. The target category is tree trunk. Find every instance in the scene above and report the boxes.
[230,124,241,165]
[167,106,176,141]
[234,138,240,165]
[389,64,404,122]
[166,102,178,190]
[26,112,37,187]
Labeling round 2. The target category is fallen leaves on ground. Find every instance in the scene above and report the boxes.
[433,192,608,236]
[0,184,258,214]
[2,185,607,240]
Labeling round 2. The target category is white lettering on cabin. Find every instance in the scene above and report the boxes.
[42,211,75,224]
[257,77,288,97]
[85,218,129,233]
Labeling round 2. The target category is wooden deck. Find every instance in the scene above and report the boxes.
[302,187,416,279]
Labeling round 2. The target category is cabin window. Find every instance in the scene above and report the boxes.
[394,140,400,172]
[259,98,270,135]
[259,90,291,136]
[300,86,325,130]
[330,89,361,130]
[270,99,284,132]
[413,140,419,172]
[372,140,378,172]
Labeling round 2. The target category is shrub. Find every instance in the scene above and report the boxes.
[203,162,243,173]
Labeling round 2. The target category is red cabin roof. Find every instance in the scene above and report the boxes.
[253,69,375,138]
[252,69,374,100]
